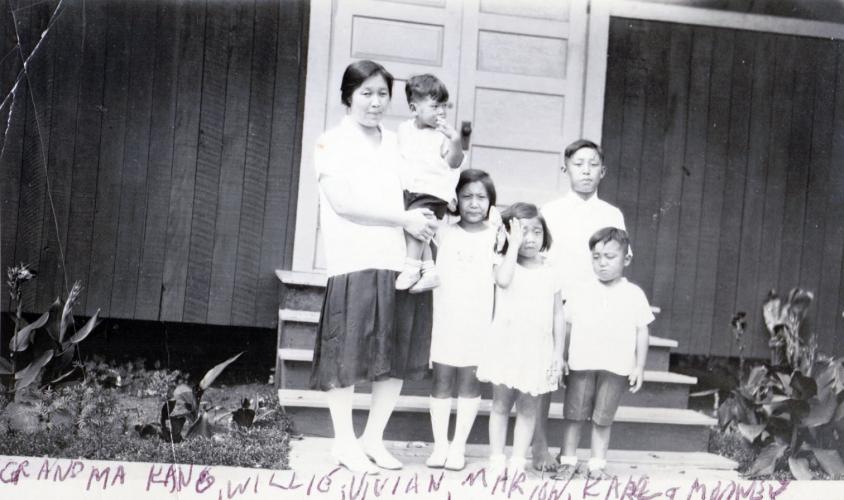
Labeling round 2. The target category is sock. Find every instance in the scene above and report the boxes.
[559,455,578,467]
[429,397,452,451]
[451,396,480,450]
[588,457,607,470]
[420,260,435,273]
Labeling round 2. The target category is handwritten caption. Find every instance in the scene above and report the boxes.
[0,457,791,500]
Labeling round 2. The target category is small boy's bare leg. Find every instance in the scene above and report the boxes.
[590,423,612,461]
[409,239,440,293]
[559,419,583,459]
[531,393,557,471]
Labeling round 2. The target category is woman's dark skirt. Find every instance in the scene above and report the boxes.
[309,269,433,391]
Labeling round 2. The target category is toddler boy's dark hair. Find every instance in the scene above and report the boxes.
[405,74,449,105]
[588,227,630,255]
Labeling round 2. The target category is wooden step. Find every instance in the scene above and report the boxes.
[276,308,674,371]
[276,347,694,408]
[278,388,715,452]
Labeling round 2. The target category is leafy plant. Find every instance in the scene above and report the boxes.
[718,288,844,479]
[136,352,244,442]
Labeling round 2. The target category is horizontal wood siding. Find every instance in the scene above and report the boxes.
[602,17,844,357]
[0,0,308,328]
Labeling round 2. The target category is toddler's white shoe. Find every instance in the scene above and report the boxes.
[395,269,421,290]
[409,271,440,293]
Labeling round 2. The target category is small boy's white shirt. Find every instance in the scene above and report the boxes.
[542,191,626,286]
[397,119,461,204]
[566,277,655,376]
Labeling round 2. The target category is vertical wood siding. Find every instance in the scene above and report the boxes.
[602,18,844,357]
[0,0,307,329]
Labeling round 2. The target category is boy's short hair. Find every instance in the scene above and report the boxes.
[564,139,604,164]
[341,60,394,107]
[589,227,630,254]
[499,202,552,254]
[404,74,449,105]
[453,169,497,216]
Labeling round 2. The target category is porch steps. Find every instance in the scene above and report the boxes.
[274,270,716,453]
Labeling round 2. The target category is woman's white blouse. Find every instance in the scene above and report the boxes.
[314,116,406,277]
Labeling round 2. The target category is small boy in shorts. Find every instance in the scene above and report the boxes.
[395,74,464,292]
[555,227,654,480]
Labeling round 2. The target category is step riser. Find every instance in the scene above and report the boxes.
[282,286,325,312]
[284,407,710,452]
[280,364,690,409]
[279,322,672,372]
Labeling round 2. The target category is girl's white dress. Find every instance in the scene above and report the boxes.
[430,223,497,367]
[476,260,562,395]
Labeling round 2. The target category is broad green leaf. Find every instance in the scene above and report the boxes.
[43,298,64,343]
[68,309,100,344]
[186,413,214,438]
[790,372,817,400]
[58,281,82,344]
[13,350,54,391]
[170,384,197,418]
[737,423,766,442]
[788,456,814,480]
[8,312,49,352]
[746,442,787,478]
[802,396,838,427]
[198,352,243,391]
[834,400,844,422]
[812,449,844,478]
[0,357,13,375]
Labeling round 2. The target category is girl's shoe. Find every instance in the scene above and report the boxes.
[331,446,381,475]
[488,454,507,480]
[443,444,466,471]
[550,463,577,481]
[587,467,613,480]
[426,445,449,468]
[508,456,527,476]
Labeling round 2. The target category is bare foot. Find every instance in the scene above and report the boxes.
[531,447,559,472]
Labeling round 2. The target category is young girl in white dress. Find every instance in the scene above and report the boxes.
[427,169,498,471]
[476,202,566,476]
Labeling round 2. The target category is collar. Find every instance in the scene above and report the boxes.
[563,190,601,206]
[341,115,384,144]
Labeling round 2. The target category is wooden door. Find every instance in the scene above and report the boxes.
[456,0,588,205]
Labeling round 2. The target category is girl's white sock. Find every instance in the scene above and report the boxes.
[420,260,435,272]
[427,397,452,467]
[451,396,480,449]
[587,457,607,471]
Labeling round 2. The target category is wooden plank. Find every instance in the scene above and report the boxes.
[63,0,107,314]
[13,2,53,312]
[827,44,844,357]
[616,18,647,244]
[134,2,181,320]
[256,0,306,327]
[688,28,733,355]
[598,16,627,206]
[160,1,207,322]
[800,39,837,350]
[734,33,777,359]
[630,20,669,295]
[109,1,157,318]
[207,0,255,325]
[670,26,714,353]
[712,30,754,358]
[232,0,277,325]
[650,24,692,344]
[86,0,130,317]
[777,37,815,293]
[183,3,229,324]
[751,35,796,358]
[0,1,26,312]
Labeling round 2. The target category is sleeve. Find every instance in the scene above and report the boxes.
[634,287,656,327]
[314,132,343,180]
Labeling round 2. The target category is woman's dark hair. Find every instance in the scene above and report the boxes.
[564,139,603,164]
[340,60,394,107]
[498,202,552,254]
[589,226,630,254]
[452,169,496,217]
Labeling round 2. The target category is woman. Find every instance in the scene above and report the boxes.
[309,60,438,474]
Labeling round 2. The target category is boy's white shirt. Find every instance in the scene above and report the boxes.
[396,119,461,205]
[314,116,406,277]
[541,191,626,287]
[566,277,655,375]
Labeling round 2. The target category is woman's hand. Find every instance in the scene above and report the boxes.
[403,208,437,240]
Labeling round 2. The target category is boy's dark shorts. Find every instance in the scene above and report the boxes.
[563,369,627,426]
[404,191,449,220]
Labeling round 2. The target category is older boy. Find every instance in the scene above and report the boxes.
[555,227,653,479]
[531,139,628,472]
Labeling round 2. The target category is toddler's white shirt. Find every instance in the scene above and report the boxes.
[566,277,655,376]
[397,119,460,204]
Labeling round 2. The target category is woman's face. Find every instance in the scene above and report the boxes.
[348,74,391,128]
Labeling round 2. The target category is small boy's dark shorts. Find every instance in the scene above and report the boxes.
[404,191,449,220]
[563,369,627,426]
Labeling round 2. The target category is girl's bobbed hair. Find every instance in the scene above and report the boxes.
[499,202,552,254]
[452,169,496,217]
[340,60,394,107]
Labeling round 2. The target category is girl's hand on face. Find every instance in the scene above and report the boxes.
[505,218,523,252]
[404,208,437,240]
